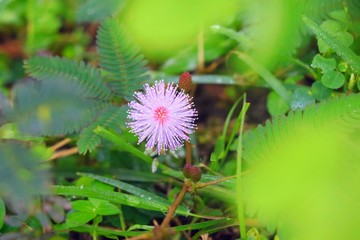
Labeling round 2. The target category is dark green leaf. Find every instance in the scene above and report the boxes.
[0,142,50,207]
[10,80,107,136]
[311,81,332,101]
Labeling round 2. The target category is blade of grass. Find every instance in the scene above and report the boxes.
[172,218,235,231]
[235,52,290,102]
[302,15,360,74]
[236,96,250,239]
[223,94,250,161]
[0,197,5,229]
[78,172,190,215]
[94,126,172,171]
[210,25,252,50]
[54,224,145,237]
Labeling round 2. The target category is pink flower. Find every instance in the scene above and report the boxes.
[127,80,197,154]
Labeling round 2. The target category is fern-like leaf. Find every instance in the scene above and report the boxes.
[0,141,51,207]
[242,94,360,239]
[76,0,124,23]
[24,56,113,100]
[10,80,108,136]
[77,105,128,154]
[97,18,150,100]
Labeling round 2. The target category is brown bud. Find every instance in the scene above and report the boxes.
[178,72,192,92]
[189,166,202,183]
[183,164,192,179]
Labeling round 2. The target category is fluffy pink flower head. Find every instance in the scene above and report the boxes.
[127,80,197,154]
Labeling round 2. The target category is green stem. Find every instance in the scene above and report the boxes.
[236,96,250,239]
[94,126,172,171]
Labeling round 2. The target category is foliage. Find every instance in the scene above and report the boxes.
[97,18,149,100]
[242,94,360,239]
[2,0,360,239]
[0,142,51,206]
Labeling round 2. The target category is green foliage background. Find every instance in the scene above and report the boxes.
[1,0,360,239]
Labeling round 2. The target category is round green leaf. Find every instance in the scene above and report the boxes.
[310,81,332,101]
[267,91,289,116]
[320,71,345,89]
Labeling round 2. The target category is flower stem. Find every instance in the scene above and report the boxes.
[185,141,192,165]
[160,184,187,228]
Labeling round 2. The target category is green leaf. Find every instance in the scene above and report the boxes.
[78,173,190,216]
[10,80,107,136]
[317,20,353,54]
[24,56,112,100]
[242,94,360,239]
[72,199,120,216]
[320,71,345,89]
[76,0,124,23]
[0,197,5,229]
[92,201,120,215]
[77,105,128,154]
[302,16,360,73]
[97,18,150,100]
[65,211,96,228]
[310,81,332,101]
[267,91,290,116]
[0,142,50,208]
[290,88,315,110]
[311,54,336,73]
[53,185,192,217]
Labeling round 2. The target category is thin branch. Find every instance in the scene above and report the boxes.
[49,138,71,151]
[49,147,78,160]
[160,184,188,228]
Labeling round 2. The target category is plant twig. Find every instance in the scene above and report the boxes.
[197,27,205,73]
[160,184,188,228]
[185,141,192,165]
[49,138,71,151]
[49,147,78,160]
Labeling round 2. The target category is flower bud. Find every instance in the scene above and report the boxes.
[183,164,192,179]
[189,166,202,183]
[178,72,192,92]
